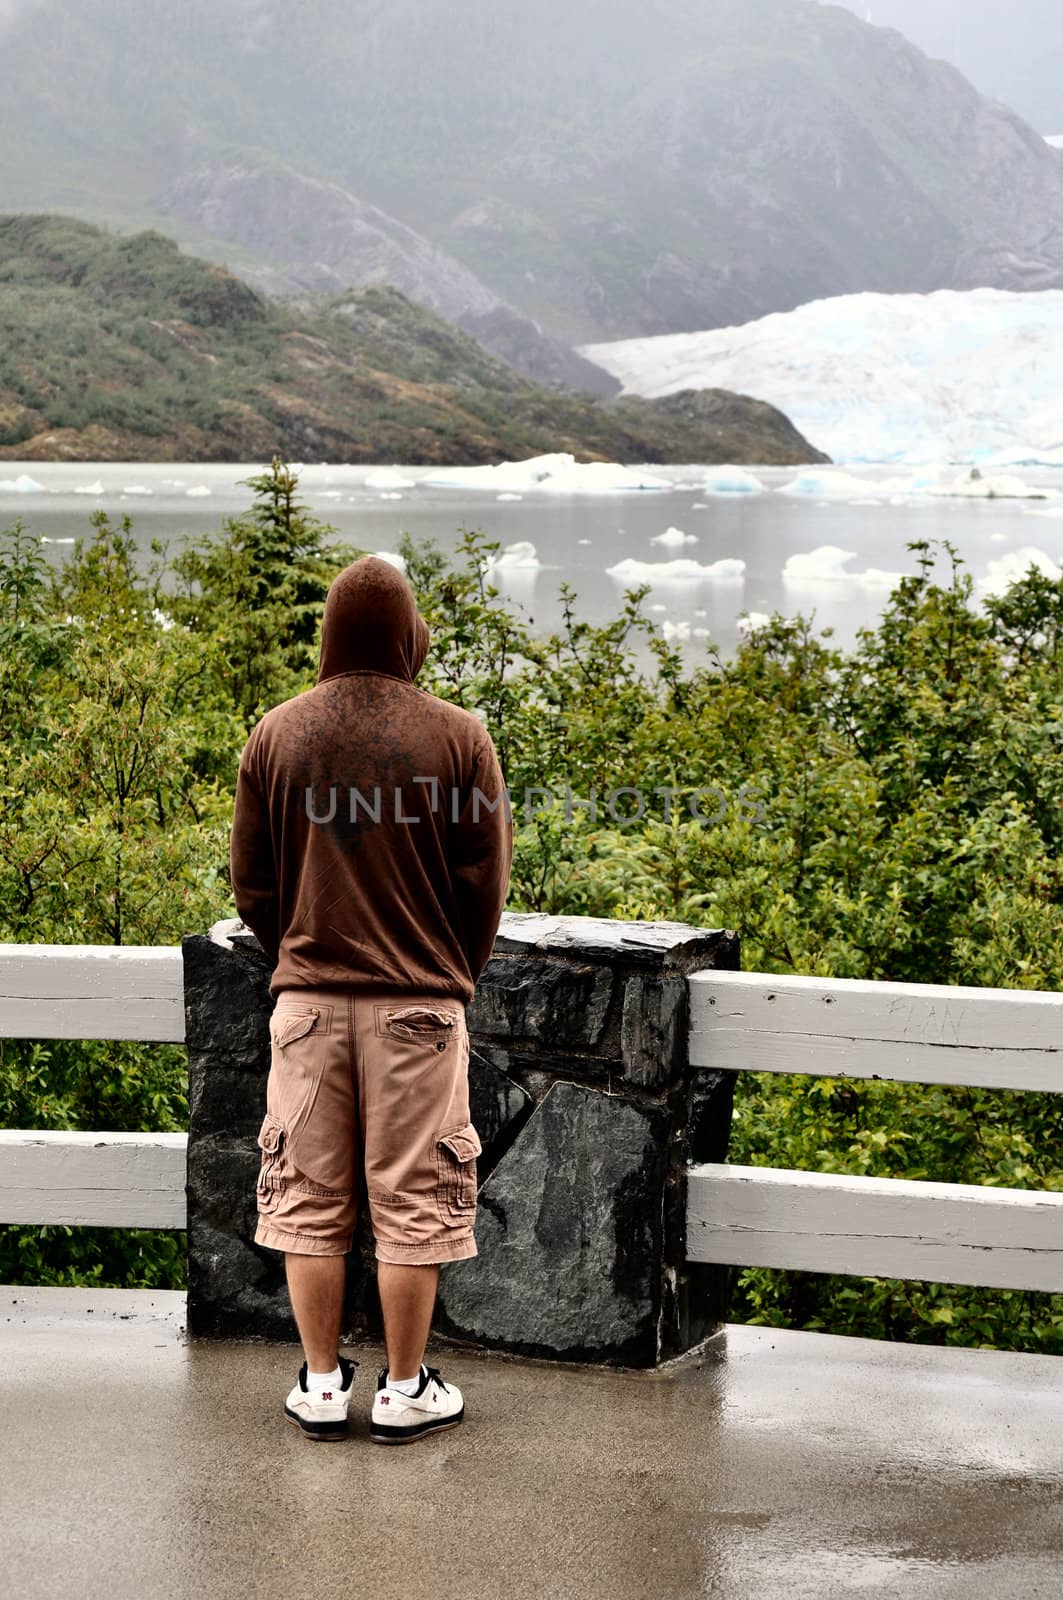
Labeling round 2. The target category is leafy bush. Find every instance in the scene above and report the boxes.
[2,474,1062,1352]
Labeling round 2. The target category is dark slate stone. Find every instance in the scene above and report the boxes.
[182,934,273,1080]
[466,1043,533,1181]
[468,957,615,1050]
[620,973,687,1090]
[688,1069,737,1167]
[436,1081,671,1366]
[492,912,735,971]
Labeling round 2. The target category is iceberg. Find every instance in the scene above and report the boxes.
[426,453,669,494]
[0,474,46,493]
[700,465,765,495]
[364,468,414,490]
[582,288,1063,466]
[122,485,153,496]
[980,547,1062,596]
[606,556,745,582]
[186,485,212,497]
[737,612,773,634]
[780,468,936,498]
[783,545,907,589]
[485,541,542,571]
[74,480,105,496]
[651,526,697,548]
[374,550,407,572]
[928,468,1047,500]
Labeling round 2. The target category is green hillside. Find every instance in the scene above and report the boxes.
[0,216,825,464]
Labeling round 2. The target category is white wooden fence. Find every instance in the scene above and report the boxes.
[2,945,1062,1295]
[686,970,1063,1292]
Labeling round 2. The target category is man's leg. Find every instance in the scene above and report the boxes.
[377,1261,440,1380]
[285,1251,346,1372]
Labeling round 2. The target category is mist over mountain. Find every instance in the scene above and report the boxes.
[833,1,1062,134]
[2,0,1063,350]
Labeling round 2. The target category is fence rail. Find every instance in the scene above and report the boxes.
[0,944,184,1042]
[2,945,1061,1301]
[688,969,1063,1092]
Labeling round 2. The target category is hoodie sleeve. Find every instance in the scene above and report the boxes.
[449,732,513,985]
[230,728,281,965]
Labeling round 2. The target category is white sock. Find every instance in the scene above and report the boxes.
[387,1366,425,1397]
[307,1364,343,1391]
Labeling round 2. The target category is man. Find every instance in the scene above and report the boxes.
[230,555,512,1445]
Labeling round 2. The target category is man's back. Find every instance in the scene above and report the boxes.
[230,556,511,997]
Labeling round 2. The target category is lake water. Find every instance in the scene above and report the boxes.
[4,458,1063,655]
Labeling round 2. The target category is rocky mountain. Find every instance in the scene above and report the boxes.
[0,215,825,464]
[158,160,618,394]
[3,0,1063,344]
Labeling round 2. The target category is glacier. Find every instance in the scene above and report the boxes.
[582,289,1063,466]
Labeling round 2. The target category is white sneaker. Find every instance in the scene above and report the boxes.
[370,1365,465,1445]
[284,1354,357,1441]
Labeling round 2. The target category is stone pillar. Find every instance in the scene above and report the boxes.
[183,913,738,1364]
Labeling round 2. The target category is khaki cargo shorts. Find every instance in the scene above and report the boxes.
[253,987,481,1264]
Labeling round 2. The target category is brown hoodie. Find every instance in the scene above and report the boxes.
[230,556,513,999]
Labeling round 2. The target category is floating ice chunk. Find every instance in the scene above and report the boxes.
[990,533,1009,543]
[186,485,212,497]
[690,502,710,510]
[122,485,152,496]
[650,604,667,613]
[365,468,414,490]
[426,453,668,494]
[0,474,46,493]
[651,526,697,548]
[693,627,710,638]
[930,468,1046,500]
[318,490,344,499]
[426,453,574,491]
[700,465,765,495]
[1025,506,1063,518]
[40,536,75,545]
[496,492,523,502]
[74,480,105,496]
[153,607,175,631]
[485,541,542,571]
[378,492,404,500]
[577,538,592,545]
[542,460,670,493]
[373,550,407,572]
[737,612,773,634]
[662,620,691,642]
[783,545,857,580]
[981,547,1062,596]
[606,556,745,582]
[783,545,906,588]
[780,468,928,498]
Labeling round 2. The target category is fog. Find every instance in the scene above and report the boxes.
[835,0,1062,131]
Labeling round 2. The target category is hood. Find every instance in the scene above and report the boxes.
[317,556,430,684]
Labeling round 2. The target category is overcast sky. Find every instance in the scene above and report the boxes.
[835,1,1062,131]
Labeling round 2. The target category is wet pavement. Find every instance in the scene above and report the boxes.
[3,1287,1061,1600]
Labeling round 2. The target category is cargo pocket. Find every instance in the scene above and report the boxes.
[270,1007,321,1051]
[256,1113,286,1214]
[383,1005,458,1043]
[435,1123,482,1221]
